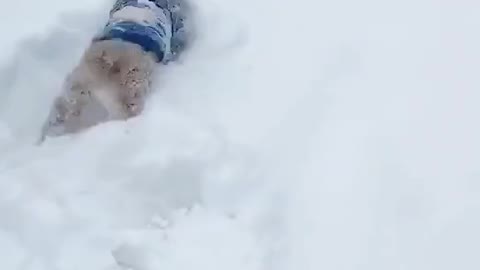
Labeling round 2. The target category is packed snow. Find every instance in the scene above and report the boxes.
[1,0,480,269]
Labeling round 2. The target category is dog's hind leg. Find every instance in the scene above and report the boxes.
[118,65,153,118]
[87,64,152,120]
[41,68,98,139]
[100,47,156,119]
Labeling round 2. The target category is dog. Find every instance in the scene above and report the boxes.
[40,0,187,140]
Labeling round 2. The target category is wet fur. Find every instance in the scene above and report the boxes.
[42,40,156,139]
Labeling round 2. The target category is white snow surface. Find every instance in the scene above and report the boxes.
[1,0,480,269]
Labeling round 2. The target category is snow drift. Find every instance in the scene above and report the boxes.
[1,0,480,269]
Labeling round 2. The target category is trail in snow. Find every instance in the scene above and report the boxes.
[1,0,480,270]
[0,1,274,270]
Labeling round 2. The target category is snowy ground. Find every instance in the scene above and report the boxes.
[1,0,480,269]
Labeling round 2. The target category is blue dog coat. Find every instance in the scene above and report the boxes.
[93,0,174,63]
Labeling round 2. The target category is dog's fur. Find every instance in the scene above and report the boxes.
[41,0,191,140]
[42,39,157,138]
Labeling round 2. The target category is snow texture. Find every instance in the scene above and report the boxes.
[1,0,480,269]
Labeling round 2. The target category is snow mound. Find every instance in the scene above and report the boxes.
[0,2,275,270]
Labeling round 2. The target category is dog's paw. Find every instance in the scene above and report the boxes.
[125,103,141,117]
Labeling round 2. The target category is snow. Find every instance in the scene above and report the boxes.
[1,0,480,269]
